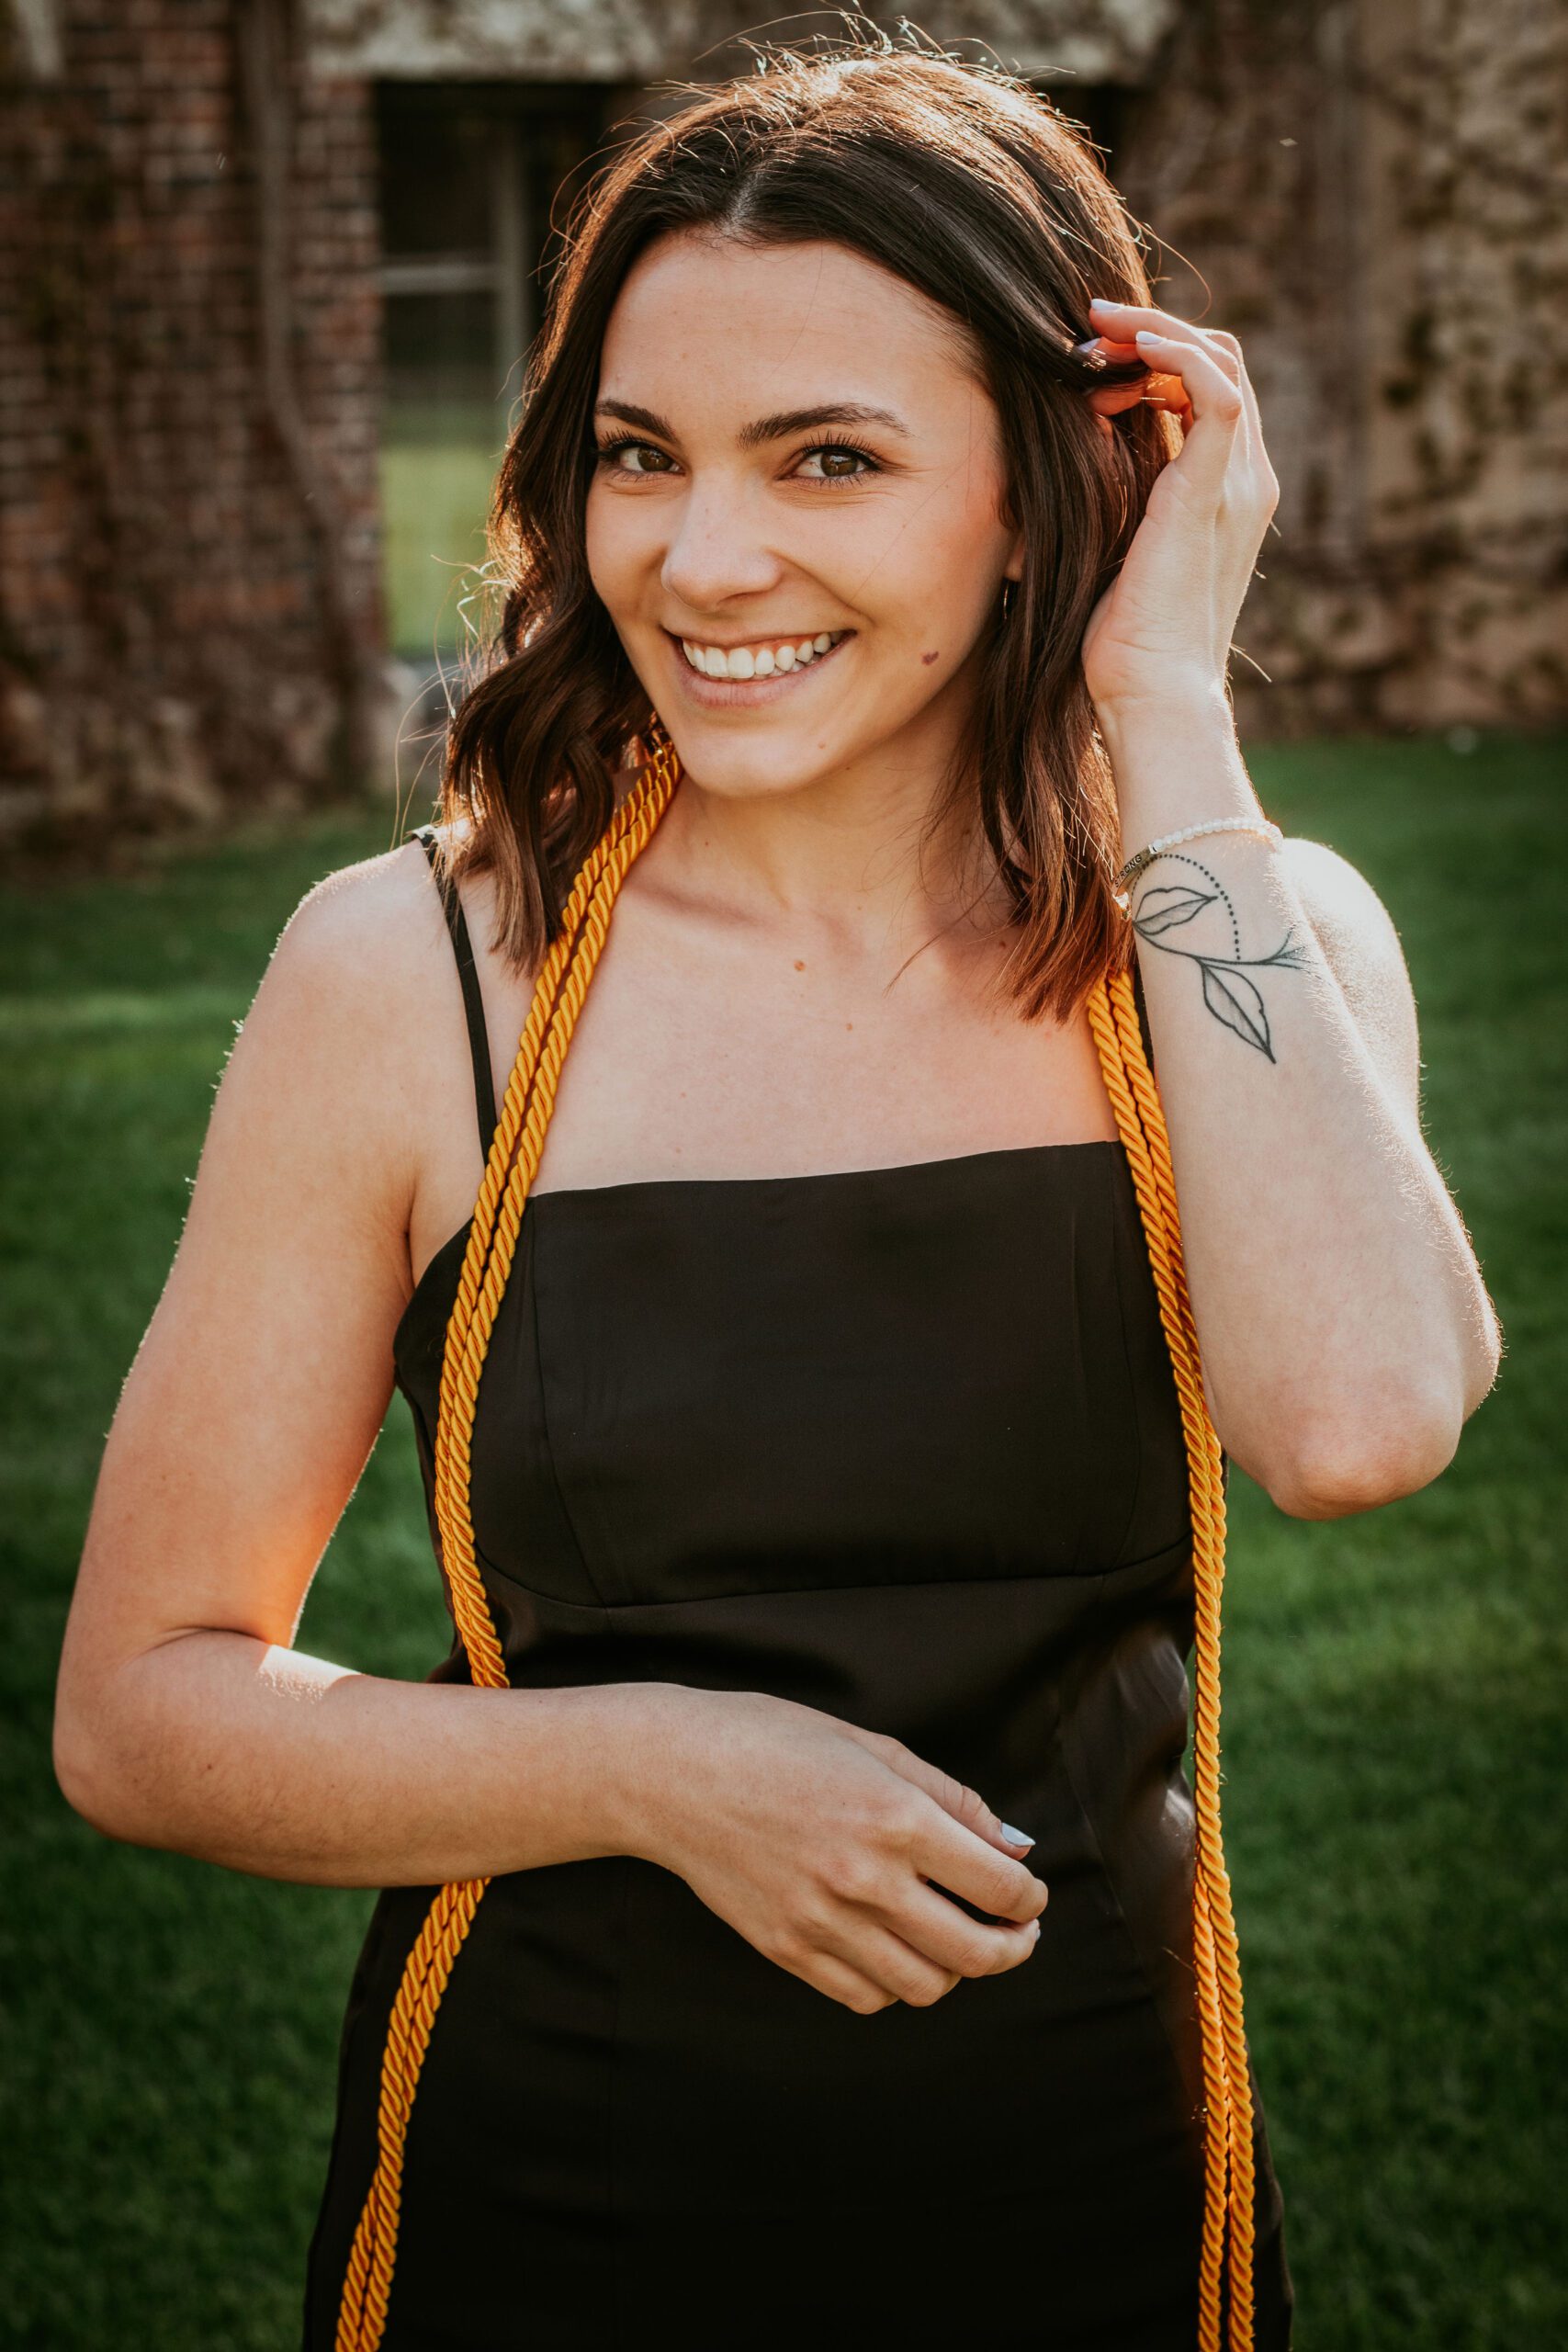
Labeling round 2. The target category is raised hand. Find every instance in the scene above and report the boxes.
[1075,295,1280,714]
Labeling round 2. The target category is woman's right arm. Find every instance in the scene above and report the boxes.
[51,850,658,1889]
[52,851,1045,2007]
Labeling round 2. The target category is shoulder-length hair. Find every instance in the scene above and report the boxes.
[438,34,1178,1021]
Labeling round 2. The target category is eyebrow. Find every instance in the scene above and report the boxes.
[592,398,911,447]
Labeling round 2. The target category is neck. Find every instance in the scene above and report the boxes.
[649,735,1008,967]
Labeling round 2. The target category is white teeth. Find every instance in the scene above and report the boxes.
[679,629,846,680]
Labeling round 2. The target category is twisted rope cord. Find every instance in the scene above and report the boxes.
[333,754,679,2352]
[1190,1856,1235,2347]
[1087,967,1256,2352]
[336,761,1253,2352]
[1085,978,1234,2340]
[334,1874,486,2347]
[428,785,676,1671]
[1104,966,1257,2348]
[430,770,676,1687]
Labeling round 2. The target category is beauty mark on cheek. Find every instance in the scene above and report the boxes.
[921,650,940,665]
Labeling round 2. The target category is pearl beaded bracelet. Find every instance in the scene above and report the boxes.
[1115,815,1283,892]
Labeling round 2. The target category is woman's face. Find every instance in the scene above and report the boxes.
[586,229,1024,802]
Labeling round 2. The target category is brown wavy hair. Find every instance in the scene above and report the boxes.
[438,31,1178,1021]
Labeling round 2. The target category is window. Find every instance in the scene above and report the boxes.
[376,81,609,663]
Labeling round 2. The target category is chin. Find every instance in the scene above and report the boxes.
[664,732,845,800]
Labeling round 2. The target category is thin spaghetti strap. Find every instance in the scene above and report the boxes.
[409,826,499,1161]
[1130,953,1156,1076]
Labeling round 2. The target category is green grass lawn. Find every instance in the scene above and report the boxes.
[2,731,1563,2347]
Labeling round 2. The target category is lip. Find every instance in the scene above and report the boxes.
[663,628,853,707]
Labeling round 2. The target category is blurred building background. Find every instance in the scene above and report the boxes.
[3,0,1563,849]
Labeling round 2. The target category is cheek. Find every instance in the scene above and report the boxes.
[582,489,618,600]
[583,488,654,612]
[847,478,1009,647]
[932,484,1013,613]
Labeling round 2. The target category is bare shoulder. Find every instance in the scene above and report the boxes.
[265,836,446,1012]
[241,838,465,1088]
[235,832,540,1278]
[216,839,460,1207]
[1279,835,1421,1113]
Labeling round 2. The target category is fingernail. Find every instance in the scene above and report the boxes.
[1000,1822,1035,1848]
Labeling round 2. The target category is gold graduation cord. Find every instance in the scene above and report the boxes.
[335,746,1256,2352]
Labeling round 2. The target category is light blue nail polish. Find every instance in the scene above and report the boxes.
[1001,1822,1035,1848]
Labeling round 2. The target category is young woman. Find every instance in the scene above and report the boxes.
[54,39,1498,2352]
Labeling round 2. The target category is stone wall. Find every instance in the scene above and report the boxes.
[301,0,1180,84]
[1,0,385,849]
[1113,0,1568,735]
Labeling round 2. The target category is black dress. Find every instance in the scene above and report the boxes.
[302,839,1293,2348]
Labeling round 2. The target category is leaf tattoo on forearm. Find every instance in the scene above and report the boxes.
[1129,853,1309,1061]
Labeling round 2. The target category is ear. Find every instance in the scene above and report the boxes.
[1004,537,1025,583]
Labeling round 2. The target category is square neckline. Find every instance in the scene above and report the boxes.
[400,825,1140,1367]
[396,1136,1128,1371]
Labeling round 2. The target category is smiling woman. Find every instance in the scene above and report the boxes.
[583,236,1038,793]
[52,28,1498,2352]
[440,54,1176,1025]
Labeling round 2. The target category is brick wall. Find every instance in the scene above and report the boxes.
[0,0,384,847]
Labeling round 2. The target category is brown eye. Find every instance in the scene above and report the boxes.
[795,443,878,484]
[598,440,673,476]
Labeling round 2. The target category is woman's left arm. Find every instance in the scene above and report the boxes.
[1078,296,1502,1520]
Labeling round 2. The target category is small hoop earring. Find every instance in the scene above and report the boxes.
[1000,578,1017,623]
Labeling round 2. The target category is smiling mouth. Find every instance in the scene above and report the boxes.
[667,628,852,686]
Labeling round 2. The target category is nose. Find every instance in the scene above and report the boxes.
[660,475,784,617]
